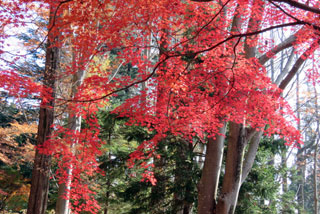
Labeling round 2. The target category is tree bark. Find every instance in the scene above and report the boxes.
[197,122,226,214]
[55,48,86,214]
[281,148,289,213]
[279,39,320,90]
[314,142,318,214]
[241,130,263,184]
[55,115,81,214]
[295,72,305,214]
[215,122,247,214]
[314,85,319,214]
[27,5,60,214]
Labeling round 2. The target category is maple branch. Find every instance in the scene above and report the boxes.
[166,61,193,129]
[279,39,320,90]
[269,0,301,22]
[173,21,304,59]
[63,55,170,103]
[173,0,232,49]
[258,33,297,65]
[199,37,240,114]
[275,48,295,85]
[270,0,320,15]
[269,0,320,32]
[15,0,73,57]
[66,22,305,103]
[107,62,124,84]
[191,0,320,15]
[50,0,73,31]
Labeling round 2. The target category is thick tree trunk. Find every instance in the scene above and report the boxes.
[197,121,260,214]
[197,122,226,214]
[27,5,60,214]
[215,122,247,214]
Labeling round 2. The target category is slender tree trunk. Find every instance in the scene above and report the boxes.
[103,129,112,214]
[55,161,72,214]
[150,30,168,213]
[55,52,86,214]
[281,148,289,213]
[104,190,110,214]
[314,85,319,214]
[55,115,81,214]
[104,160,112,214]
[27,5,60,214]
[197,122,226,214]
[314,142,318,214]
[295,72,305,214]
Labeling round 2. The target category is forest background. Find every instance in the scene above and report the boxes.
[0,0,320,213]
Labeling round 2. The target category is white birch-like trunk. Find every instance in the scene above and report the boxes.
[55,54,86,214]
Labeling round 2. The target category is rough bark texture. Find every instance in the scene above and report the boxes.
[26,108,54,214]
[197,122,226,214]
[27,6,60,214]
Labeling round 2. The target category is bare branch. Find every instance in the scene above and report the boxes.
[279,39,320,90]
[259,32,297,65]
[270,0,320,15]
[275,48,295,85]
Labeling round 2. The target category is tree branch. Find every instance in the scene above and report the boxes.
[175,21,304,58]
[241,130,263,184]
[258,32,297,65]
[270,0,320,15]
[66,22,305,103]
[279,39,320,90]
